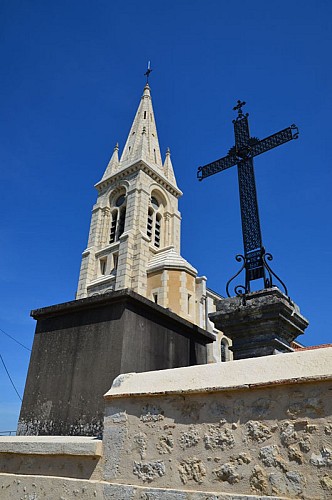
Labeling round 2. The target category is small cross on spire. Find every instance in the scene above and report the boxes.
[144,61,152,83]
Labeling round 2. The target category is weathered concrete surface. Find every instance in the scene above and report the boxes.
[103,347,332,499]
[0,436,103,480]
[209,288,309,359]
[0,435,102,455]
[0,474,289,499]
[0,474,105,499]
[0,454,102,480]
[106,347,332,397]
[18,289,213,437]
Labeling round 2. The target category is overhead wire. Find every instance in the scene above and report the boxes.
[0,327,31,352]
[0,327,31,401]
[0,353,22,401]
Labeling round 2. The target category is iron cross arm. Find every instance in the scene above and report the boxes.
[197,124,299,181]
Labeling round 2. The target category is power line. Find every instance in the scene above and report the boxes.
[0,327,31,352]
[0,353,22,401]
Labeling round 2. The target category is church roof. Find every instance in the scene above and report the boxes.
[99,84,178,188]
[120,83,162,168]
[147,247,197,276]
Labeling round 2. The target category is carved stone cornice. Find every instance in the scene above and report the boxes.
[95,161,182,199]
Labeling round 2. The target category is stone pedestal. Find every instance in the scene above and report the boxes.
[209,287,309,360]
[18,289,213,436]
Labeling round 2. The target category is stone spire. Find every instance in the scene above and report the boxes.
[101,143,119,180]
[120,84,163,168]
[163,147,177,186]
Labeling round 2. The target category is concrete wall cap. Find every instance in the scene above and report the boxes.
[105,347,332,399]
[0,436,102,456]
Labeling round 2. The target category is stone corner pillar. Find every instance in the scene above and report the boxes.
[209,287,309,360]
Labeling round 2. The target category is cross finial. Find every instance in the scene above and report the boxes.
[144,61,152,83]
[233,100,246,115]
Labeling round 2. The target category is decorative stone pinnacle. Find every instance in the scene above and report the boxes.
[143,84,151,97]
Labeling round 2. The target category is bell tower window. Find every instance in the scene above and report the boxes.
[147,208,153,238]
[115,194,126,207]
[109,192,127,244]
[155,213,161,247]
[146,195,163,248]
[109,210,118,243]
[151,196,159,210]
[118,207,126,237]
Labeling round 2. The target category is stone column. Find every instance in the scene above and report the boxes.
[209,287,309,360]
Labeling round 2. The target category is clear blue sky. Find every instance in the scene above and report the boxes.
[1,0,331,430]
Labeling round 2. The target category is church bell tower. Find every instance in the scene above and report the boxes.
[76,82,223,339]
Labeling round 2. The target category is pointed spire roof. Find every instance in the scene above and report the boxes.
[163,147,177,186]
[97,83,181,195]
[101,143,119,180]
[120,84,163,168]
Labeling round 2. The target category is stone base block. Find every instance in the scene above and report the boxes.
[18,289,213,436]
[209,288,309,360]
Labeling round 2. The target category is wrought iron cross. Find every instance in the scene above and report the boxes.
[197,100,299,297]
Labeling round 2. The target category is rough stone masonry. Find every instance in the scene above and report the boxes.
[0,347,332,499]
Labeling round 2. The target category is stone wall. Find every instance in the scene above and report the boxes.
[0,475,286,500]
[103,348,332,499]
[1,347,331,499]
